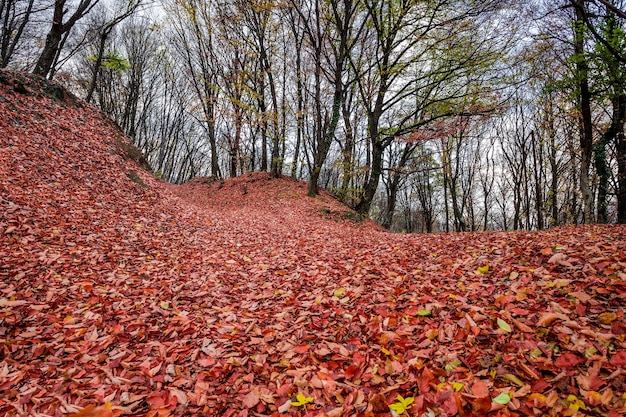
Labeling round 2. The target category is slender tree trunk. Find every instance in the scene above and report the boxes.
[1,0,34,68]
[531,131,544,229]
[85,32,108,103]
[574,5,594,223]
[355,133,383,213]
[618,128,626,223]
[258,80,268,172]
[595,95,625,223]
[340,97,354,201]
[382,142,414,229]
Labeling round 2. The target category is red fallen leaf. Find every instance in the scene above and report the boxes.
[472,396,492,413]
[242,388,260,409]
[555,353,583,368]
[435,389,459,415]
[569,291,592,303]
[609,351,626,366]
[294,344,310,354]
[344,364,359,379]
[495,294,515,306]
[353,351,366,367]
[471,380,489,398]
[147,391,169,408]
[169,388,188,406]
[576,374,605,391]
[531,378,551,392]
[276,383,294,397]
[612,321,626,335]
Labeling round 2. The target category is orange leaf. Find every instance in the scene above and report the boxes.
[69,403,113,417]
[540,247,553,256]
[294,344,310,354]
[471,380,489,398]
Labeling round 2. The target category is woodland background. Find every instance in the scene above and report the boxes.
[2,0,626,232]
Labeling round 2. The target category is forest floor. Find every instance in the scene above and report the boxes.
[1,70,626,417]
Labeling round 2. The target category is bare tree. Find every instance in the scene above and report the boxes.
[33,0,100,77]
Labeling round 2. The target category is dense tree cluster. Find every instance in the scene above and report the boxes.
[3,0,625,230]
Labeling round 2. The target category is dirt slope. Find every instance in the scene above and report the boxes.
[1,70,626,417]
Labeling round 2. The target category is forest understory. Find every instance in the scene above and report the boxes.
[1,72,626,417]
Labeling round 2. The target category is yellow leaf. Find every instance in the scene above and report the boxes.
[452,382,464,392]
[502,373,524,387]
[160,301,169,309]
[527,393,546,406]
[598,312,617,324]
[381,347,391,355]
[477,265,489,274]
[566,395,586,411]
[389,395,414,415]
[333,288,345,298]
[445,358,462,372]
[291,392,314,407]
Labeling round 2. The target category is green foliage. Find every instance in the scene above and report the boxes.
[87,52,131,72]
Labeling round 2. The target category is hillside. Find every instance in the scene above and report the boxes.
[1,70,626,417]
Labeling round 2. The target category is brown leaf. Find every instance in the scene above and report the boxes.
[536,312,567,327]
[369,394,388,413]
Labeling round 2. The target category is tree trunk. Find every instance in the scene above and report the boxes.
[531,130,544,229]
[340,96,354,202]
[574,5,594,223]
[34,28,63,76]
[618,128,626,223]
[355,138,383,214]
[595,95,626,223]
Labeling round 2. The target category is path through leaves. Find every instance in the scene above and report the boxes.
[1,71,626,416]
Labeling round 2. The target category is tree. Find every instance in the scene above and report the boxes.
[84,0,144,103]
[33,0,100,77]
[287,0,363,196]
[569,0,626,63]
[591,10,626,222]
[352,0,508,215]
[169,0,221,178]
[0,0,38,68]
[571,1,595,223]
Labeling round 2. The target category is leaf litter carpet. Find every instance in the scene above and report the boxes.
[1,70,626,417]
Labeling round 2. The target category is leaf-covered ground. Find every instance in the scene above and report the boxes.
[1,70,625,417]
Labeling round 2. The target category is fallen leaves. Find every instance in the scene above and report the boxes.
[1,70,626,416]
